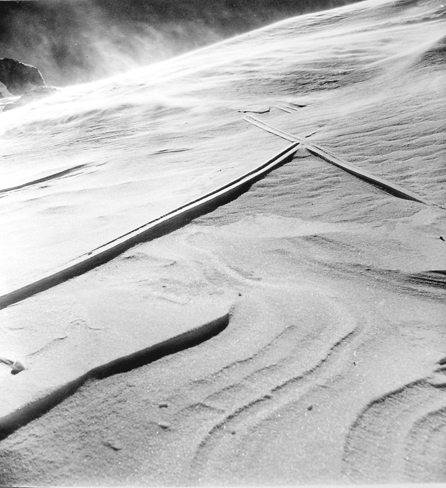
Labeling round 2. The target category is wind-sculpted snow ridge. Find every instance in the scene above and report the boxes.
[0,0,446,484]
[0,301,231,441]
[244,115,431,205]
[301,261,446,299]
[406,270,446,290]
[415,34,446,68]
[342,375,446,483]
[0,164,87,195]
[189,294,361,484]
[0,142,298,310]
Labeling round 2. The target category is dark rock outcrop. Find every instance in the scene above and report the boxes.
[0,58,45,96]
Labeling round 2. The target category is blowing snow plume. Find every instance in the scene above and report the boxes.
[0,0,363,86]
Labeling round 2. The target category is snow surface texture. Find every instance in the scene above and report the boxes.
[0,0,446,484]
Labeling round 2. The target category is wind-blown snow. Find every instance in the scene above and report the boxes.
[0,0,445,484]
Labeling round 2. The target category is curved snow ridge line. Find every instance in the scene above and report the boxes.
[0,164,87,195]
[193,327,359,471]
[342,378,446,481]
[0,311,231,441]
[314,261,446,298]
[244,115,429,205]
[0,143,299,310]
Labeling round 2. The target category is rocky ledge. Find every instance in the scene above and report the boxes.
[0,58,45,96]
[0,58,58,111]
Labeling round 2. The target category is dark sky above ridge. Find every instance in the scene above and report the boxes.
[0,0,362,86]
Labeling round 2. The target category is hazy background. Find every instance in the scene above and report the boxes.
[0,0,362,86]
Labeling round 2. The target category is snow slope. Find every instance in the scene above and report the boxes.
[0,0,445,484]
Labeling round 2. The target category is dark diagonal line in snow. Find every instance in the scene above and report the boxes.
[244,115,430,206]
[0,143,299,310]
